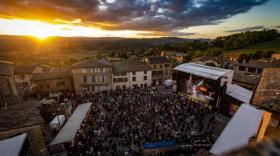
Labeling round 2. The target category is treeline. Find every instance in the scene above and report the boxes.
[151,40,209,54]
[213,29,278,50]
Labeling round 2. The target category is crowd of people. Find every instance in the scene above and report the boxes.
[67,87,216,155]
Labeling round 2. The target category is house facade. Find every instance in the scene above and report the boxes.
[31,71,73,97]
[112,61,152,90]
[145,56,172,85]
[72,60,112,95]
[14,65,43,95]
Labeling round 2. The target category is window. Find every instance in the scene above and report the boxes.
[165,70,168,75]
[20,75,25,79]
[94,68,100,73]
[144,76,147,80]
[57,81,65,87]
[144,70,147,74]
[165,64,170,68]
[82,68,86,73]
[159,65,162,68]
[248,67,256,73]
[102,76,105,82]
[0,91,5,108]
[132,77,136,81]
[238,66,246,71]
[257,69,262,74]
[144,83,147,87]
[82,76,87,83]
[154,65,157,69]
[140,84,143,88]
[133,71,136,75]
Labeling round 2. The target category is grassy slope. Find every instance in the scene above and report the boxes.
[226,38,280,54]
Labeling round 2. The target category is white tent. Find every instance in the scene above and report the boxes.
[0,133,27,156]
[226,84,253,103]
[210,104,263,155]
[50,115,65,130]
[164,79,173,87]
[50,103,92,145]
[174,63,233,82]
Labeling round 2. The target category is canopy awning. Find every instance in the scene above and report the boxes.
[0,133,27,156]
[226,84,253,103]
[210,104,263,155]
[174,63,232,80]
[50,115,65,126]
[50,103,92,145]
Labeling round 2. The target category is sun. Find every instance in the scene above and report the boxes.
[32,33,49,40]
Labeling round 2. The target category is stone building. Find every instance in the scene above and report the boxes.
[71,60,112,95]
[14,65,43,95]
[31,71,73,97]
[112,60,152,90]
[228,59,280,89]
[0,61,19,108]
[145,56,172,85]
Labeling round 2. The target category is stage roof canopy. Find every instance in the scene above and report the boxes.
[0,133,27,156]
[210,104,263,155]
[226,84,253,103]
[50,103,92,145]
[174,63,232,80]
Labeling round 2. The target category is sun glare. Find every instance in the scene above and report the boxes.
[0,18,148,38]
[32,32,49,39]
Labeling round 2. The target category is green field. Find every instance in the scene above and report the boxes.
[226,38,280,54]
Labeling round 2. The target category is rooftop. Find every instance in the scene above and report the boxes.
[251,68,280,105]
[192,56,225,64]
[226,84,253,103]
[50,103,92,145]
[0,133,27,156]
[146,56,171,64]
[0,100,44,131]
[174,63,233,80]
[0,61,14,76]
[31,71,71,81]
[232,59,280,69]
[210,104,263,155]
[112,60,152,73]
[14,65,38,75]
[72,59,111,68]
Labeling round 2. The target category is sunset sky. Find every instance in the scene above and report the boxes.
[0,0,279,39]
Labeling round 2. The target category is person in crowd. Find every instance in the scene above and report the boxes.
[67,87,215,156]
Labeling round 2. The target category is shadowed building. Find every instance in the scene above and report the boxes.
[112,60,152,89]
[0,100,47,156]
[250,68,280,141]
[71,60,112,95]
[0,61,19,108]
[145,56,172,85]
[14,65,43,95]
[31,71,73,97]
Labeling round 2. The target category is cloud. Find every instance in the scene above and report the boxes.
[225,26,266,33]
[0,0,270,33]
